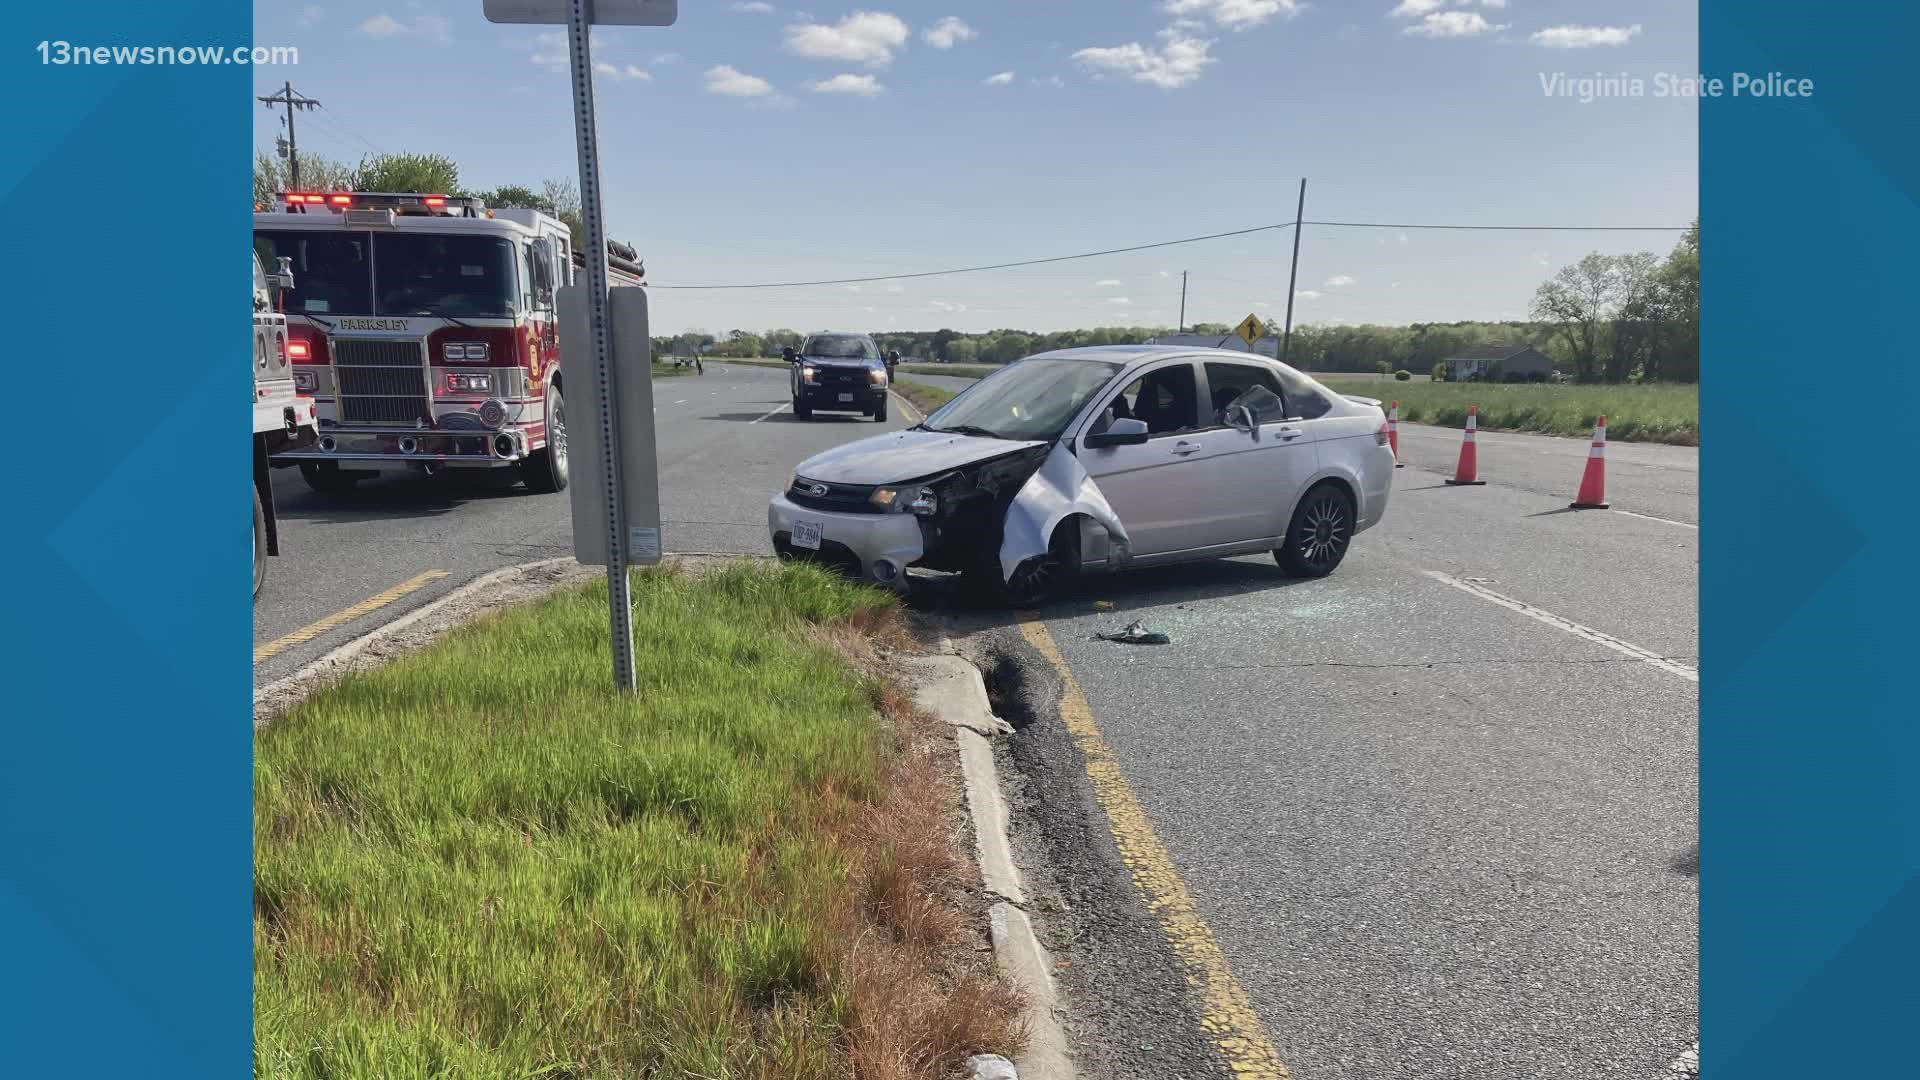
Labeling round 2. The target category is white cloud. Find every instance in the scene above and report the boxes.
[1252,301,1271,308]
[884,281,906,293]
[1106,296,1133,305]
[1073,28,1216,89]
[812,72,884,94]
[983,70,1015,85]
[1325,274,1354,286]
[299,5,325,28]
[1163,0,1301,31]
[1391,281,1402,288]
[704,64,774,96]
[1398,232,1410,244]
[1294,289,1322,300]
[1402,11,1505,39]
[732,1,776,13]
[785,11,910,67]
[1531,24,1643,48]
[654,51,681,64]
[1095,279,1124,287]
[924,16,976,49]
[594,60,651,81]
[1158,270,1172,278]
[359,12,450,44]
[1388,0,1444,15]
[1032,74,1065,88]
[929,299,968,313]
[846,285,863,293]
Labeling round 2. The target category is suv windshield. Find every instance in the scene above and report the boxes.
[924,358,1124,442]
[803,335,879,360]
[252,230,517,318]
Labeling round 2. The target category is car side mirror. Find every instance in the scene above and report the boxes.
[1084,416,1149,448]
[887,350,900,363]
[1227,403,1257,434]
[782,346,797,363]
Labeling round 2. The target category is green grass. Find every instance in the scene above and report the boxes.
[892,379,957,417]
[255,562,1009,1079]
[650,360,697,377]
[896,363,999,379]
[1345,380,1698,444]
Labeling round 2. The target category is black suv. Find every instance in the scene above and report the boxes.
[785,332,897,421]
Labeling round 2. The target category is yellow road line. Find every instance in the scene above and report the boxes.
[888,388,923,423]
[1018,616,1293,1079]
[254,570,450,664]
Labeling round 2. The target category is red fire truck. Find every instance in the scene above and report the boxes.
[253,191,645,494]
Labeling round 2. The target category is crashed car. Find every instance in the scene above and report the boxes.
[768,345,1396,602]
[784,331,891,421]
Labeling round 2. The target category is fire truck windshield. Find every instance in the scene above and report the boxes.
[253,230,518,319]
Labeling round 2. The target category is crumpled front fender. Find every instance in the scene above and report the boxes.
[998,444,1131,583]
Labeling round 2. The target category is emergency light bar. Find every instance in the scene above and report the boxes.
[273,191,484,217]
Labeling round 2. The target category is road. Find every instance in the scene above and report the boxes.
[253,363,912,684]
[254,361,1698,1079]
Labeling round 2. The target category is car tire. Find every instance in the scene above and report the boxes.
[523,382,569,494]
[298,461,361,494]
[982,517,1079,608]
[871,396,889,422]
[252,487,268,599]
[1275,483,1354,578]
[793,397,812,420]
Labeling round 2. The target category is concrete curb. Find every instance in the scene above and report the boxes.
[906,643,1074,1080]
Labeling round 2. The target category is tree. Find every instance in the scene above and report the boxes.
[478,184,550,211]
[1532,253,1649,383]
[352,152,461,195]
[946,338,980,364]
[254,149,353,206]
[541,179,586,251]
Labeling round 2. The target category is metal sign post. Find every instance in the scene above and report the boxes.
[485,0,677,693]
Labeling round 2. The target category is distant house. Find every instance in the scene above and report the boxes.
[1442,344,1556,382]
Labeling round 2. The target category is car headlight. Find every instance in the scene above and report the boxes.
[802,365,817,383]
[870,485,937,515]
[869,367,888,385]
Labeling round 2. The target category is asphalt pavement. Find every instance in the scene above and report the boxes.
[253,363,912,684]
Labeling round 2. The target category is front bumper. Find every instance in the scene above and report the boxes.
[768,492,924,590]
[796,381,887,410]
[271,425,528,468]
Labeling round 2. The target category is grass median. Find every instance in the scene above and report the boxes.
[1342,379,1699,444]
[256,561,1021,1079]
[891,379,957,418]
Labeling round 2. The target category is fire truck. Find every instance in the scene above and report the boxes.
[253,191,645,495]
[254,251,318,597]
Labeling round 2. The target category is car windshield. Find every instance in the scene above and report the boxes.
[804,335,878,360]
[923,358,1124,442]
[252,230,517,318]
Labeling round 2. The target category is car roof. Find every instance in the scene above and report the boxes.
[1024,344,1281,365]
[804,330,874,339]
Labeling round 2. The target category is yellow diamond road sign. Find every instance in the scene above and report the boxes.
[1234,313,1265,348]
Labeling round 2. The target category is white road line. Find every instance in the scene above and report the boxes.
[748,402,790,424]
[1614,508,1698,530]
[673,398,687,405]
[1423,570,1698,682]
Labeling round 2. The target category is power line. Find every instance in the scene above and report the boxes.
[649,218,1695,290]
[312,105,386,157]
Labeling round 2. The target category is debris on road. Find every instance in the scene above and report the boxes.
[1094,620,1170,645]
[966,1054,1019,1080]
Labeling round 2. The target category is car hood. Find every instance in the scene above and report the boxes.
[794,428,1048,486]
[800,357,880,368]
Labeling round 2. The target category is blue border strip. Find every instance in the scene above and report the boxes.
[1703,1,1920,1074]
[2,3,251,1073]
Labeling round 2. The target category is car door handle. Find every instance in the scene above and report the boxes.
[1170,439,1202,455]
[1275,426,1304,440]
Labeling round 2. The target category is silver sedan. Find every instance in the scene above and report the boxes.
[768,346,1395,602]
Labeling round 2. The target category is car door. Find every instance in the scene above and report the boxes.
[1187,360,1324,545]
[1073,360,1224,557]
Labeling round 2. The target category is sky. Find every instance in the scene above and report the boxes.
[255,1,1698,336]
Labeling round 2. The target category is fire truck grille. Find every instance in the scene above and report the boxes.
[332,338,429,425]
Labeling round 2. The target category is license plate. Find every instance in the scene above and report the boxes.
[837,392,855,402]
[791,520,823,550]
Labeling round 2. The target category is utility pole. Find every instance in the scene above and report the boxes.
[257,81,321,190]
[1281,177,1306,366]
[1178,270,1188,333]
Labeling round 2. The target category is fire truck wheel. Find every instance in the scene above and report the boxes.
[298,462,362,494]
[523,384,570,494]
[252,488,268,600]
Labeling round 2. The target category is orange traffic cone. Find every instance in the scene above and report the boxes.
[1444,406,1486,485]
[1569,416,1610,509]
[1387,401,1404,468]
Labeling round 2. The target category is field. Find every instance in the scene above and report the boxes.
[1332,380,1698,444]
[892,378,958,416]
[256,562,1020,1079]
